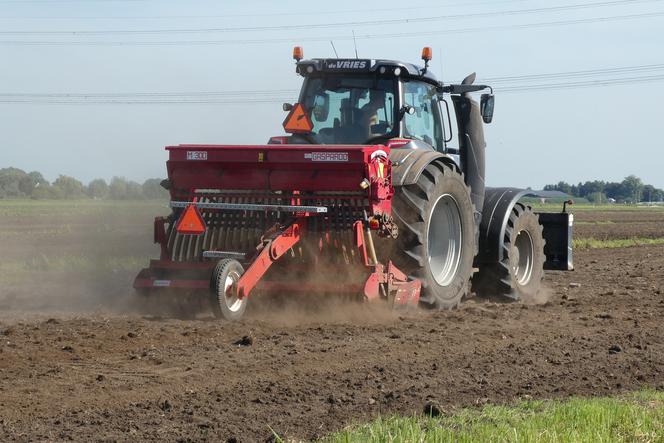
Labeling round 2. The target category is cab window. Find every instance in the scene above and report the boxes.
[403,80,444,150]
[302,76,396,144]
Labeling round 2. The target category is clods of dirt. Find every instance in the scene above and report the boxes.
[609,344,623,354]
[233,335,253,346]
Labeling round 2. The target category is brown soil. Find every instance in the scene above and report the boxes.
[1,242,663,441]
[2,205,663,441]
[573,209,664,240]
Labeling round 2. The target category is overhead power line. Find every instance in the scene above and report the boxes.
[0,0,657,35]
[2,64,663,104]
[2,10,662,46]
[0,0,144,2]
[0,89,297,98]
[480,63,664,83]
[0,0,530,20]
[495,73,664,92]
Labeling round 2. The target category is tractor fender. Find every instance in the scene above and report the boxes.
[475,187,529,265]
[390,147,460,187]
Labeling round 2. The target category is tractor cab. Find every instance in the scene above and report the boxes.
[282,47,495,156]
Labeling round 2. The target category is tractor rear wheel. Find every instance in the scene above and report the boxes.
[211,259,247,321]
[474,203,545,300]
[390,162,476,309]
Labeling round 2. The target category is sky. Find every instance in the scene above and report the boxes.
[0,0,663,189]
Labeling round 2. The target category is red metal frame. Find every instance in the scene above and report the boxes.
[236,219,304,298]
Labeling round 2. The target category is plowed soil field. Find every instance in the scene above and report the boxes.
[1,202,663,441]
[574,209,664,240]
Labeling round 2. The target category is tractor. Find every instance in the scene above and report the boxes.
[134,47,573,320]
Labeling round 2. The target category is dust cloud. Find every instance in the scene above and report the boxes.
[522,284,554,305]
[0,200,160,322]
[246,292,411,327]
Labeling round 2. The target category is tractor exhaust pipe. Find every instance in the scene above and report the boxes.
[453,93,486,213]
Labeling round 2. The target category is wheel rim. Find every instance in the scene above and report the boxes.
[222,270,244,312]
[427,194,463,287]
[513,230,534,285]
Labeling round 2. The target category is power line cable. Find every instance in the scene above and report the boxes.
[0,0,658,35]
[5,63,664,101]
[480,63,664,83]
[0,0,530,20]
[0,89,298,98]
[0,0,143,2]
[2,10,662,46]
[496,73,664,91]
[0,74,664,105]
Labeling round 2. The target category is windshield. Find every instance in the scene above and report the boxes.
[301,76,397,144]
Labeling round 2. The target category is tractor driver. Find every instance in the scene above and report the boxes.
[359,89,388,140]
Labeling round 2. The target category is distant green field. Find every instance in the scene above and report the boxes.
[0,198,166,217]
[321,389,664,443]
[574,237,664,249]
[2,198,662,213]
[530,202,664,212]
[1,200,661,283]
[0,200,163,286]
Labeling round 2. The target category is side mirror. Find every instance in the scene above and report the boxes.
[399,105,415,116]
[480,94,494,124]
[397,105,416,122]
[282,103,293,112]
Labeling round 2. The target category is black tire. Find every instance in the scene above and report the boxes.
[389,162,476,309]
[473,203,545,300]
[210,259,247,321]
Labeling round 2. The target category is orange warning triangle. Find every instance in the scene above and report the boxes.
[283,103,313,133]
[175,204,206,235]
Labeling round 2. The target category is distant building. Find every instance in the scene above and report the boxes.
[530,190,573,199]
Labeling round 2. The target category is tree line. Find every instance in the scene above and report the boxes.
[3,167,661,204]
[0,167,168,200]
[544,175,664,204]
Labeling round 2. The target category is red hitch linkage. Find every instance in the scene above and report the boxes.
[235,218,306,299]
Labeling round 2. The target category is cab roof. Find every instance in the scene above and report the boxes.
[296,58,441,87]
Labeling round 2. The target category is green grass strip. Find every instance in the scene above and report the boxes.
[320,390,664,443]
[0,199,166,217]
[573,237,664,249]
[530,204,664,212]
